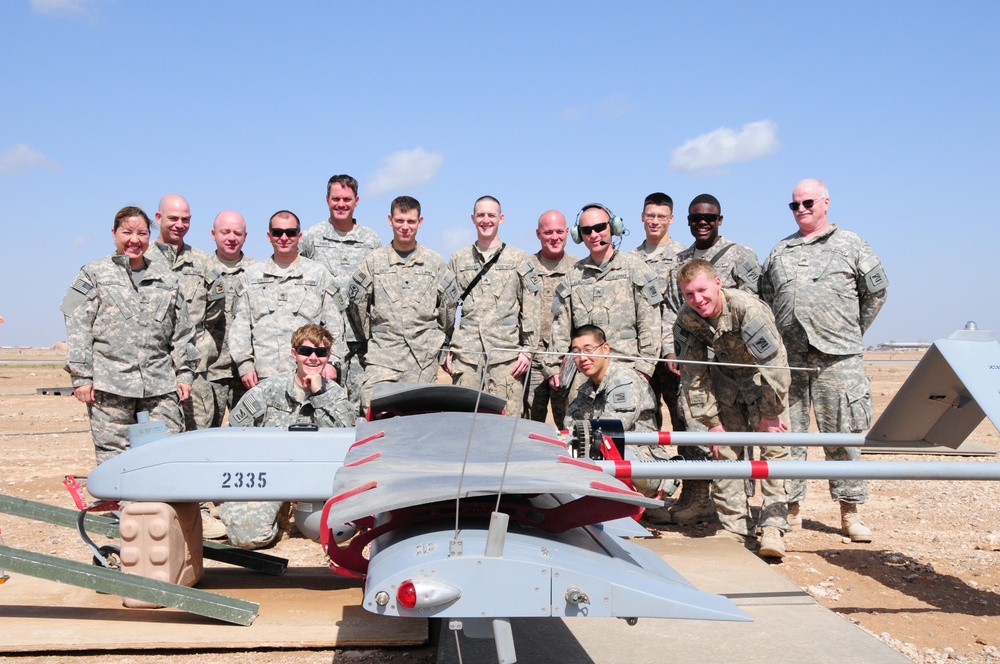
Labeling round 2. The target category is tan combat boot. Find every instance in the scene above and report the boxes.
[786,501,801,529]
[642,480,693,525]
[758,526,786,559]
[663,480,717,525]
[840,502,872,543]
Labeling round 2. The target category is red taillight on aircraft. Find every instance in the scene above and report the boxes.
[394,579,462,610]
[397,581,418,609]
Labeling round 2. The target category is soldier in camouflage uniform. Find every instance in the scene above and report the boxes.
[659,194,763,525]
[228,210,346,391]
[761,179,888,543]
[547,204,663,390]
[300,175,382,410]
[446,196,540,416]
[669,260,791,558]
[631,192,687,431]
[221,324,356,549]
[523,210,578,424]
[207,210,257,423]
[61,206,198,464]
[146,194,226,432]
[564,325,661,497]
[347,196,459,412]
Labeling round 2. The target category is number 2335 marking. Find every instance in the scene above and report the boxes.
[221,471,267,489]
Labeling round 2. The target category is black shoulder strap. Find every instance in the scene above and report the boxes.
[460,243,506,302]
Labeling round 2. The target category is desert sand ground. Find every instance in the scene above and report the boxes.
[1,347,999,663]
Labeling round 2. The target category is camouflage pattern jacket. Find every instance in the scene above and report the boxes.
[147,242,225,374]
[760,224,888,356]
[347,244,459,370]
[228,371,356,428]
[229,256,345,379]
[664,237,761,353]
[675,288,790,428]
[528,250,579,358]
[61,254,198,398]
[549,250,662,378]
[207,252,257,382]
[448,243,540,364]
[300,221,382,345]
[565,362,659,432]
[632,238,686,352]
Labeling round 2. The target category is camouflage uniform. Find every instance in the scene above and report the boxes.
[300,221,382,409]
[221,372,356,549]
[207,252,258,423]
[448,243,540,416]
[147,242,226,432]
[760,224,888,503]
[633,238,688,431]
[61,254,198,464]
[565,361,662,496]
[347,244,459,411]
[228,256,346,382]
[523,250,578,424]
[548,251,663,381]
[675,288,791,537]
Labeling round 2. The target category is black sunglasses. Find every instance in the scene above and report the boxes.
[687,213,720,224]
[579,222,609,235]
[788,199,818,212]
[295,345,330,357]
[269,227,300,238]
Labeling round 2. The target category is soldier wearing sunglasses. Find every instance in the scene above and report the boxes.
[223,323,356,549]
[760,179,888,543]
[228,211,346,392]
[658,194,762,527]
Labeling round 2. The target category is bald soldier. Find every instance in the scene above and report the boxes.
[147,194,225,431]
[523,210,579,424]
[207,210,257,422]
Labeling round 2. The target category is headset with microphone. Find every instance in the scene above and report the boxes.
[570,203,625,244]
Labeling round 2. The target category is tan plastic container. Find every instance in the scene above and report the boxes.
[119,502,204,608]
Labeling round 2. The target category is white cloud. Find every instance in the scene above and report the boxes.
[364,147,444,197]
[69,234,91,248]
[30,0,93,16]
[562,93,633,121]
[0,144,61,175]
[437,225,474,256]
[669,120,780,173]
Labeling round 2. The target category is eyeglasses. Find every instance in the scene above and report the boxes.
[570,344,606,354]
[642,213,672,222]
[269,227,300,238]
[687,213,720,224]
[295,345,330,357]
[579,222,609,236]
[788,199,821,212]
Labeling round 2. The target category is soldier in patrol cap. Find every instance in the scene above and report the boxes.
[221,323,356,549]
[661,259,791,558]
[761,178,889,543]
[659,193,762,527]
[445,196,540,416]
[347,196,459,412]
[228,210,346,391]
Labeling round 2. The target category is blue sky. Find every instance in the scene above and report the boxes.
[2,1,998,347]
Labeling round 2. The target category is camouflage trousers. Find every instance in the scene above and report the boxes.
[360,361,440,413]
[209,375,249,427]
[451,352,527,417]
[787,349,871,504]
[219,500,288,549]
[631,442,678,497]
[711,399,790,536]
[87,390,183,465]
[182,373,217,431]
[650,361,688,432]
[522,358,568,425]
[342,341,367,415]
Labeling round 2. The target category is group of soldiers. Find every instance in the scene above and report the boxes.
[62,174,887,557]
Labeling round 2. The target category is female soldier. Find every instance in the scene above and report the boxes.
[61,206,198,464]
